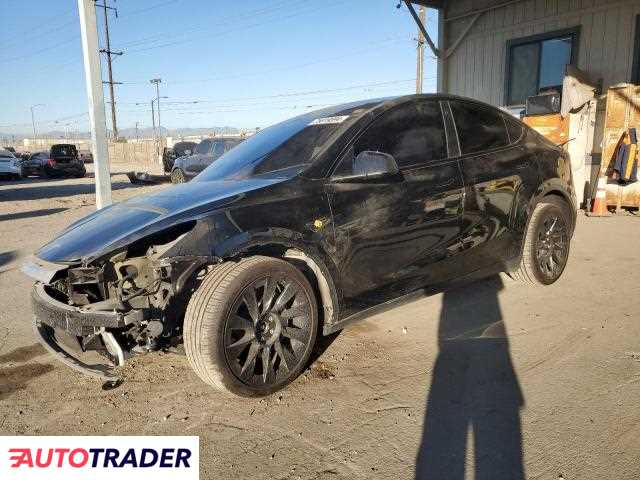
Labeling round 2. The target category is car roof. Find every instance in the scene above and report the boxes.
[302,93,508,120]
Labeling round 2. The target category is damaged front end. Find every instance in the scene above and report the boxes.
[24,220,215,381]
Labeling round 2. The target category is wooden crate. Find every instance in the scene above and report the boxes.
[601,84,640,209]
[523,114,569,145]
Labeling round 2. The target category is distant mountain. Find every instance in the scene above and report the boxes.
[1,126,243,143]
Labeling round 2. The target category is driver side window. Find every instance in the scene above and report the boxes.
[335,101,446,176]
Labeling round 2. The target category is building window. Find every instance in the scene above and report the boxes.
[633,15,640,84]
[505,27,580,106]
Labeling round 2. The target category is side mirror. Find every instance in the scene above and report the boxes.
[334,150,399,182]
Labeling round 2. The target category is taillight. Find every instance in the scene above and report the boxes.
[47,159,56,167]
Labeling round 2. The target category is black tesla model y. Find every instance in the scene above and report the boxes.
[22,95,576,396]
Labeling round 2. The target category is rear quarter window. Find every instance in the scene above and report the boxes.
[450,101,509,154]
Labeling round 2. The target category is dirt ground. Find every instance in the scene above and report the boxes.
[1,167,639,480]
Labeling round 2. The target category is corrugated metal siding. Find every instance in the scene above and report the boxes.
[443,0,640,106]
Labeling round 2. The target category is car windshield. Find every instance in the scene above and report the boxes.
[195,100,380,182]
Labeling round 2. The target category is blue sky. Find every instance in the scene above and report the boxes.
[0,0,438,135]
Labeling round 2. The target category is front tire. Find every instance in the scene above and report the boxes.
[184,256,318,396]
[171,168,186,184]
[510,196,572,285]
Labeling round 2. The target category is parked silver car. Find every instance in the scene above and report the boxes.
[0,149,23,179]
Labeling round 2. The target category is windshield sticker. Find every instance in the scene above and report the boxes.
[308,115,349,126]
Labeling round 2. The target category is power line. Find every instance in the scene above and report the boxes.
[97,0,123,140]
[124,0,349,54]
[170,78,420,104]
[1,18,77,50]
[118,36,412,86]
[0,36,79,63]
[119,0,182,18]
[117,78,425,110]
[114,77,429,116]
[113,0,309,50]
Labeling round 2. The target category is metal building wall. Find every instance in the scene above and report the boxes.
[443,0,640,106]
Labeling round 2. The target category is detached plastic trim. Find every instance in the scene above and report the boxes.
[32,317,119,382]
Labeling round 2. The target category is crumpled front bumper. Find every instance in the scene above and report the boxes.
[30,283,129,381]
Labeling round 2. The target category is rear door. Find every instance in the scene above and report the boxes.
[449,100,538,269]
[207,140,226,168]
[25,152,46,171]
[327,100,465,298]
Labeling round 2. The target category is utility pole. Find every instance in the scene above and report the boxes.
[150,78,162,138]
[415,5,426,94]
[78,0,112,209]
[151,100,156,143]
[135,121,139,141]
[150,79,163,165]
[30,104,44,147]
[98,0,122,140]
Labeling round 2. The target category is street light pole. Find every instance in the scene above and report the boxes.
[77,0,112,209]
[150,78,162,164]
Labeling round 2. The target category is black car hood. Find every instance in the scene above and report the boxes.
[36,178,284,263]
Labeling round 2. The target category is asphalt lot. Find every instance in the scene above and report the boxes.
[1,168,639,479]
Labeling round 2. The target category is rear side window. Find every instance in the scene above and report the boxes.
[353,101,446,169]
[195,140,212,154]
[450,101,509,154]
[504,115,524,144]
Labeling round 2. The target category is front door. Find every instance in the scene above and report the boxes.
[326,100,465,298]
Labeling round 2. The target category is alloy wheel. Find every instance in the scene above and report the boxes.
[535,213,568,280]
[224,274,313,386]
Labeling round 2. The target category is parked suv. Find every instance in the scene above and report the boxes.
[22,144,85,178]
[23,95,576,396]
[162,141,197,173]
[171,137,242,183]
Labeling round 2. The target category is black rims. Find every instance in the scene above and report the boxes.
[534,211,569,282]
[224,274,314,387]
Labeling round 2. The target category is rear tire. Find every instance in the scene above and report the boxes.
[171,168,186,184]
[510,196,572,285]
[184,256,318,396]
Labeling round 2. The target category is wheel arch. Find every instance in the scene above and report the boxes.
[215,233,342,334]
[532,180,577,234]
[507,180,576,272]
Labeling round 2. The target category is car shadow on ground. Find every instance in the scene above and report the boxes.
[0,208,68,222]
[415,275,525,480]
